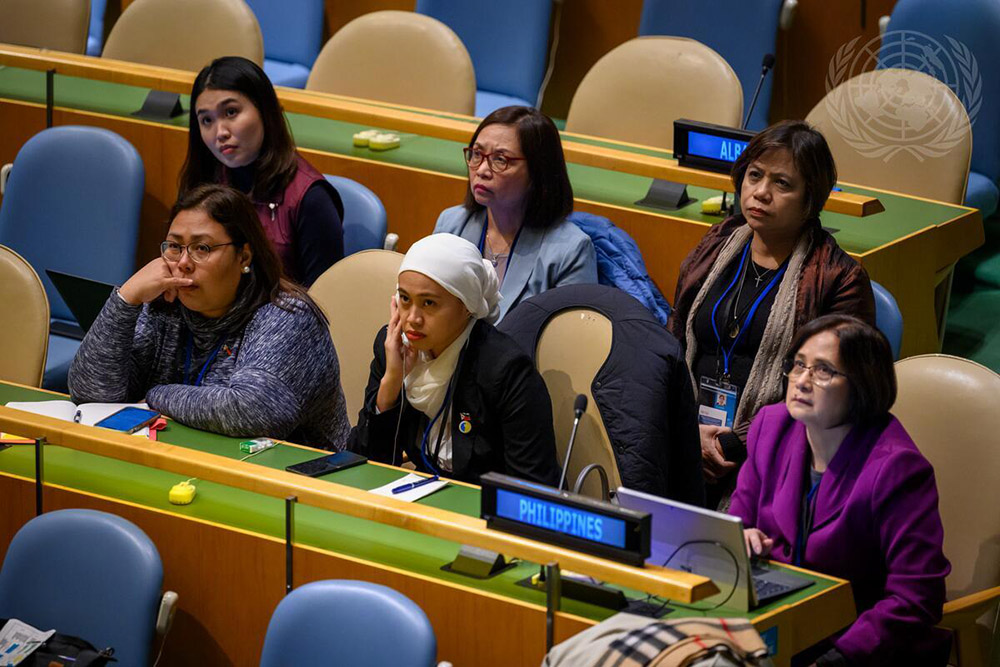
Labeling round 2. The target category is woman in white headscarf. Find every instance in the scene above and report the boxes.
[349,234,560,486]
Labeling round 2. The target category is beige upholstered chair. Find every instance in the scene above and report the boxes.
[565,37,743,150]
[893,354,1000,666]
[308,250,403,426]
[306,11,476,116]
[0,0,89,54]
[806,68,972,204]
[0,245,49,387]
[102,0,263,71]
[535,308,621,500]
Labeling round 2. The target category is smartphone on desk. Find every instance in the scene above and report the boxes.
[94,406,161,434]
[286,451,368,478]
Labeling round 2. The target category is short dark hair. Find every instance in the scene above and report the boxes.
[169,184,324,325]
[179,56,298,201]
[732,120,837,220]
[785,314,896,425]
[462,106,573,229]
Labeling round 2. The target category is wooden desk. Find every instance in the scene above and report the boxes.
[0,382,854,666]
[0,46,981,357]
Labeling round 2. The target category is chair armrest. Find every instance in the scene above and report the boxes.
[156,590,179,637]
[939,585,1000,630]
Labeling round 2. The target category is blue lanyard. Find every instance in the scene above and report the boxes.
[709,243,788,379]
[794,479,822,566]
[184,334,227,387]
[477,221,522,267]
[417,384,454,475]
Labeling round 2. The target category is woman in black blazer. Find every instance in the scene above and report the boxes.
[349,234,559,486]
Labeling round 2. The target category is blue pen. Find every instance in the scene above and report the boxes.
[392,475,440,494]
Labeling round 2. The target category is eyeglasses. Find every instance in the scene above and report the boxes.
[161,241,235,263]
[463,147,526,173]
[781,358,848,387]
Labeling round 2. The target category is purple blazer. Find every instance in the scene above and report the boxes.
[730,404,951,666]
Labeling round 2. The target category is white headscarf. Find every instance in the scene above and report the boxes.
[398,234,502,470]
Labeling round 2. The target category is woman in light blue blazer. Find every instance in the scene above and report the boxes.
[434,106,597,321]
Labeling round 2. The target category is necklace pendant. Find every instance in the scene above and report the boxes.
[727,321,741,339]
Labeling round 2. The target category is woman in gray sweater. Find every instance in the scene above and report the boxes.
[69,184,350,450]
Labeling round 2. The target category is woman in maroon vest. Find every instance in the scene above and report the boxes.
[180,56,344,287]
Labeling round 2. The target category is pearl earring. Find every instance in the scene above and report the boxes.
[242,265,251,274]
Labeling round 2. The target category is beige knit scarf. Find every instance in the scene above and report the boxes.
[683,224,814,432]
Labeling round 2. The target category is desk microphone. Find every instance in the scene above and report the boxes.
[743,53,776,130]
[557,394,588,491]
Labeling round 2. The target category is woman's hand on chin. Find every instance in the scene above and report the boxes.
[119,258,193,306]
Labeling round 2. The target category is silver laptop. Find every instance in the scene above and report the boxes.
[616,486,811,612]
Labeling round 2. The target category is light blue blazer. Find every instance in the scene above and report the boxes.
[433,205,598,321]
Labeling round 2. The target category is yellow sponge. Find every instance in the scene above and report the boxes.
[352,129,380,147]
[169,481,197,505]
[701,195,725,215]
[369,133,401,151]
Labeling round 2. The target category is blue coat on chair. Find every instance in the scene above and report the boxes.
[433,205,598,321]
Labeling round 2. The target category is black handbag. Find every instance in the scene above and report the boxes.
[0,619,115,666]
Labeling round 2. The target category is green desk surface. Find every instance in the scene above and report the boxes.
[0,383,839,623]
[0,66,966,256]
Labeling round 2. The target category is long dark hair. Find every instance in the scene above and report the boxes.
[179,56,298,201]
[169,184,326,325]
[731,120,837,221]
[462,106,573,229]
[784,314,895,425]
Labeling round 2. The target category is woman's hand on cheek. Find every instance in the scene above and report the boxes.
[377,295,414,412]
[119,258,193,306]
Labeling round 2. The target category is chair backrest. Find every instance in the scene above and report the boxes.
[308,250,403,425]
[102,0,264,71]
[415,0,552,105]
[639,0,785,130]
[0,245,49,386]
[535,308,621,498]
[324,175,388,256]
[806,68,972,204]
[244,0,323,69]
[306,11,476,116]
[885,0,1000,185]
[871,280,903,360]
[0,126,144,324]
[0,509,163,665]
[260,579,436,666]
[892,355,1000,600]
[565,37,742,150]
[86,0,107,56]
[0,0,90,54]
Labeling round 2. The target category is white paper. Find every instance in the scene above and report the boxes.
[0,618,56,666]
[369,473,448,502]
[4,401,150,437]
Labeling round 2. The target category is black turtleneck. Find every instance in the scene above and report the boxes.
[229,164,344,287]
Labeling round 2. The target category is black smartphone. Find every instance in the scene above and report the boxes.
[94,406,161,434]
[285,451,368,478]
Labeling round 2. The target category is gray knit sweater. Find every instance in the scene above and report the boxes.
[68,292,350,450]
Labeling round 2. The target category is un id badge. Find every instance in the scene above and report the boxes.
[698,376,738,428]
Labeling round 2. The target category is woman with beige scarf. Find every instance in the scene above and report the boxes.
[348,233,560,486]
[667,120,875,508]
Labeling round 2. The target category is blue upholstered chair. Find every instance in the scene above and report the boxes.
[260,580,437,667]
[0,126,144,391]
[639,0,785,130]
[245,0,324,88]
[324,175,388,255]
[0,510,169,666]
[416,0,553,117]
[872,280,903,360]
[883,0,1000,219]
[86,0,107,55]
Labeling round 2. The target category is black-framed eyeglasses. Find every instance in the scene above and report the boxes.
[161,241,235,264]
[781,358,848,387]
[463,146,526,173]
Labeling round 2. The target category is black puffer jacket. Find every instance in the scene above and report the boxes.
[499,284,704,505]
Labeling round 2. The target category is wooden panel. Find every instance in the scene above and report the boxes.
[323,0,415,43]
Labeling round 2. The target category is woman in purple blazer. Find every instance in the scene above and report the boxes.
[730,314,950,667]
